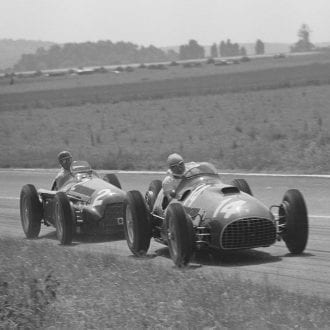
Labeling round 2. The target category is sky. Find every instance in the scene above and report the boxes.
[0,0,329,46]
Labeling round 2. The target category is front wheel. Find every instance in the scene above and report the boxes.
[231,178,253,195]
[103,173,122,189]
[145,179,162,212]
[165,203,194,267]
[280,189,308,254]
[20,184,43,238]
[54,192,74,245]
[124,190,151,256]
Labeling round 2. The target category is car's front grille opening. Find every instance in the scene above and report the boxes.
[221,217,276,249]
[102,203,124,232]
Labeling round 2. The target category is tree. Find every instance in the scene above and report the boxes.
[219,41,226,57]
[210,43,218,58]
[291,24,314,53]
[240,46,247,56]
[219,39,241,57]
[255,39,265,55]
[179,40,205,60]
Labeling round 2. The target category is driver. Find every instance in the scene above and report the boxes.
[52,150,73,190]
[162,153,197,202]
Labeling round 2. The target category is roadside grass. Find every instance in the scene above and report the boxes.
[0,237,329,329]
[1,63,330,113]
[1,51,330,96]
[2,84,330,173]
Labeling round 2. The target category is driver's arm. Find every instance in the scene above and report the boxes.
[163,176,179,199]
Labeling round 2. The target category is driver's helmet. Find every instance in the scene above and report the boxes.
[167,153,185,177]
[57,150,73,170]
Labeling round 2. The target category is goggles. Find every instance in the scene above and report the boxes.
[60,157,72,163]
[170,161,184,170]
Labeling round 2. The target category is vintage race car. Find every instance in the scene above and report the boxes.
[20,160,126,244]
[124,162,309,267]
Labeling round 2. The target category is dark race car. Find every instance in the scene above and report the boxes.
[20,160,126,244]
[123,162,309,267]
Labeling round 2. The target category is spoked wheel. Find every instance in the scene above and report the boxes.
[145,180,162,212]
[54,192,74,245]
[124,190,151,256]
[19,184,43,239]
[103,173,122,189]
[165,203,194,267]
[231,178,253,196]
[279,189,308,254]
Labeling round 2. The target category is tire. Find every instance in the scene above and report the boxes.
[231,178,253,196]
[280,189,308,254]
[19,184,43,239]
[165,203,194,267]
[54,192,74,245]
[103,173,122,189]
[124,190,151,256]
[145,179,162,211]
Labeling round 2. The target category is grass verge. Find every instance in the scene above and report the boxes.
[2,84,330,173]
[0,237,329,329]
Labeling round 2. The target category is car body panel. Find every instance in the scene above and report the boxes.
[39,161,126,235]
[151,162,277,251]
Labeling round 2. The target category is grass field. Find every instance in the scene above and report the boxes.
[1,52,330,172]
[1,84,330,172]
[1,237,329,329]
[1,52,330,111]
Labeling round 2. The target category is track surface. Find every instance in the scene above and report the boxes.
[1,169,330,299]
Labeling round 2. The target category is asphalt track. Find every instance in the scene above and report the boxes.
[1,169,330,300]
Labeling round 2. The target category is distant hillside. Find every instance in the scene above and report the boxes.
[0,39,54,71]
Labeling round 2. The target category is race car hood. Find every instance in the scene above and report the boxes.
[178,182,273,223]
[65,177,126,203]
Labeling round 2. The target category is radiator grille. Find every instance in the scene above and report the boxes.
[221,217,276,249]
[183,207,200,218]
[101,203,124,233]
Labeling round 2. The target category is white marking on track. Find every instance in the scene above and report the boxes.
[0,196,19,200]
[3,168,330,178]
[0,194,329,220]
[310,215,330,219]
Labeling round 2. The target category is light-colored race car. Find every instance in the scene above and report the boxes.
[124,162,309,267]
[20,160,126,244]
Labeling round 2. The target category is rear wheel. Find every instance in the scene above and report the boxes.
[280,189,308,254]
[231,178,253,196]
[145,180,162,211]
[54,192,74,245]
[103,173,122,189]
[124,190,151,256]
[20,184,43,238]
[165,203,194,267]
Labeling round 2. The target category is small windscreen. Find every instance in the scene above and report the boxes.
[71,160,92,174]
[184,162,218,178]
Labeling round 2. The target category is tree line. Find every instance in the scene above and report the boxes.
[12,24,313,71]
[13,39,263,71]
[13,41,178,71]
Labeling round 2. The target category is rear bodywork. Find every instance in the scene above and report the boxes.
[39,161,126,235]
[151,163,277,251]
